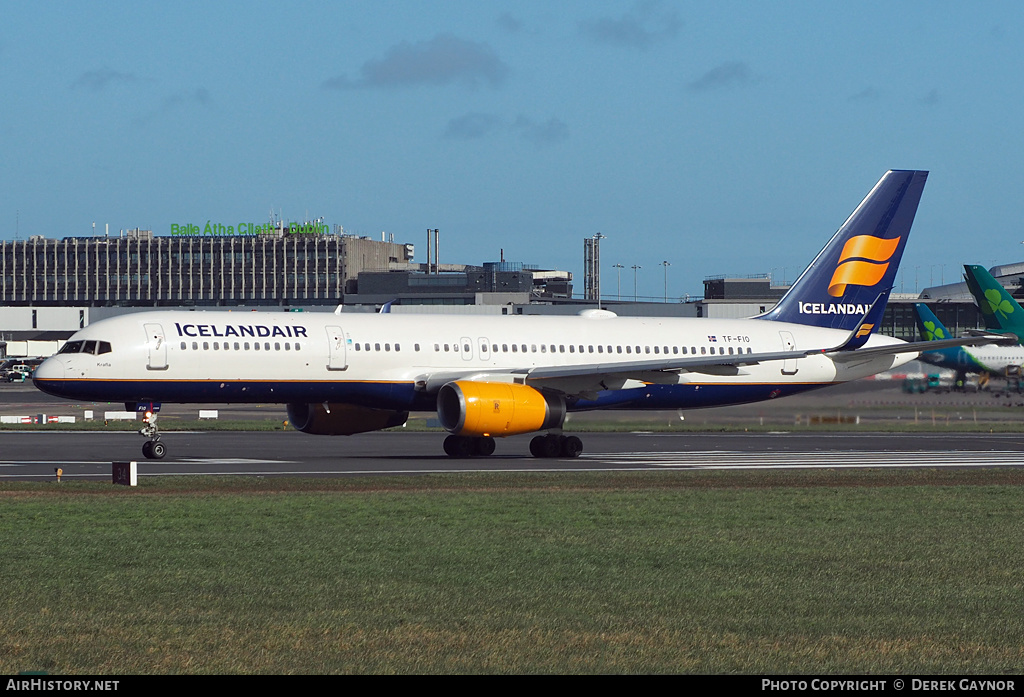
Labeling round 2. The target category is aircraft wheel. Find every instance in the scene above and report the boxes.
[142,441,153,459]
[530,434,562,458]
[560,436,583,458]
[473,437,496,456]
[151,441,166,459]
[529,435,546,457]
[443,435,472,458]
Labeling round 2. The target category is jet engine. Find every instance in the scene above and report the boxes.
[287,402,409,435]
[437,381,565,437]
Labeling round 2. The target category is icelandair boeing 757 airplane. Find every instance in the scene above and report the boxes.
[33,170,1010,460]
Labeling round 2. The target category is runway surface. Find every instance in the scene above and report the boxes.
[4,377,1024,481]
[3,430,1024,480]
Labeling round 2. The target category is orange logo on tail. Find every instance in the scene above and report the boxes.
[855,323,874,339]
[827,235,901,297]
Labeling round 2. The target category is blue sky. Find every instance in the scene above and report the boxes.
[3,1,1023,299]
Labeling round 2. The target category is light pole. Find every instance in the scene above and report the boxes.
[631,265,641,302]
[613,264,624,300]
[661,260,671,302]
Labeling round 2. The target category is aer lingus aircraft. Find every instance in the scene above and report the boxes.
[963,263,1024,341]
[913,302,1024,383]
[33,170,1010,460]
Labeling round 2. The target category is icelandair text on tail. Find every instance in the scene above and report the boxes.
[798,302,872,316]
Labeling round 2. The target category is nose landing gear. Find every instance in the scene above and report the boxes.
[139,408,166,459]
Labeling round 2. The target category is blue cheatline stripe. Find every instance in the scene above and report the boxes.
[36,378,830,412]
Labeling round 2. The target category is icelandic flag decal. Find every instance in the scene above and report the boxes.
[708,335,717,342]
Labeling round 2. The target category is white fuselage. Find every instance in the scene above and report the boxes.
[34,310,915,411]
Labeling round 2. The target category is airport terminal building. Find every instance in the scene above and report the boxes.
[0,228,413,307]
[1,225,1019,351]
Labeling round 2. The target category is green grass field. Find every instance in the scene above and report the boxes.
[2,470,1023,674]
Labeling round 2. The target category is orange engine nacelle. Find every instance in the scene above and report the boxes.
[437,381,565,437]
[287,402,409,435]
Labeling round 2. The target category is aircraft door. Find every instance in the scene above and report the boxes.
[779,331,798,375]
[144,323,168,371]
[327,325,348,371]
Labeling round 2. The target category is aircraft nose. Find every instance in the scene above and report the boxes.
[32,357,65,390]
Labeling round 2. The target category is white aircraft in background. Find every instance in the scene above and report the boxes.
[913,302,1024,383]
[33,170,1008,460]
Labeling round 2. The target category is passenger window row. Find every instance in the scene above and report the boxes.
[422,342,756,356]
[179,341,302,352]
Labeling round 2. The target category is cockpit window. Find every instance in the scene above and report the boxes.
[58,339,112,355]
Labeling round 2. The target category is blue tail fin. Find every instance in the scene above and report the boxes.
[913,302,950,341]
[758,170,928,330]
[914,302,980,371]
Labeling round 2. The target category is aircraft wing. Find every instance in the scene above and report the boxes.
[417,348,813,394]
[417,332,1016,397]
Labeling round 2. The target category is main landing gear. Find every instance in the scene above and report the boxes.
[442,433,583,459]
[140,409,166,460]
[529,434,583,459]
[443,435,496,457]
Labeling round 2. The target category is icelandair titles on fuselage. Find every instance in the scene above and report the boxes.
[175,322,308,339]
[799,302,871,316]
